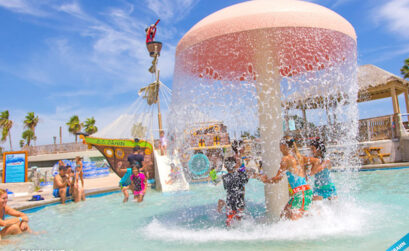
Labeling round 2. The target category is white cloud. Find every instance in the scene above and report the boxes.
[0,0,186,150]
[374,0,409,39]
[0,0,47,16]
[144,0,198,22]
[365,46,409,64]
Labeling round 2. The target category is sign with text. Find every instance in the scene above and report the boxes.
[2,151,28,183]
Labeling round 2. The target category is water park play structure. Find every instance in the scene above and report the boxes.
[80,19,188,192]
[4,1,409,250]
[170,0,357,220]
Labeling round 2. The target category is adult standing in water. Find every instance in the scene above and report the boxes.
[309,138,337,200]
[262,138,313,220]
[0,189,31,237]
[128,146,144,169]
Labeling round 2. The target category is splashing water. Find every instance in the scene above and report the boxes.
[169,26,359,201]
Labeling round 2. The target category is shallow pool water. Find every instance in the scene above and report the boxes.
[5,168,409,251]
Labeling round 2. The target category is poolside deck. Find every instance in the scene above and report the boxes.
[359,162,409,171]
[7,173,120,211]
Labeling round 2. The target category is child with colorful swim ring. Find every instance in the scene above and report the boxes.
[262,137,314,220]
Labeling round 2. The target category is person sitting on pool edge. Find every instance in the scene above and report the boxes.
[0,189,31,238]
[66,165,75,198]
[261,137,313,220]
[53,165,71,204]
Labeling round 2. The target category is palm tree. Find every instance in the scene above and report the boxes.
[0,110,13,150]
[19,140,25,148]
[66,115,82,142]
[84,117,98,135]
[22,129,35,146]
[24,112,39,145]
[401,58,409,79]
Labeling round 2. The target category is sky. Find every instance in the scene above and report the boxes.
[0,0,408,150]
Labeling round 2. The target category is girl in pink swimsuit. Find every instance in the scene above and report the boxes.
[130,168,147,203]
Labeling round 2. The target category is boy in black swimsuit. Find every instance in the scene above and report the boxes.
[218,157,249,227]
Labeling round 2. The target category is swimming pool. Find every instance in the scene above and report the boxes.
[5,168,409,250]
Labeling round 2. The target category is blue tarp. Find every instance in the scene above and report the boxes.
[52,160,110,179]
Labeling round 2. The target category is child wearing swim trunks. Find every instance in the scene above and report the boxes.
[219,157,249,227]
[130,167,147,203]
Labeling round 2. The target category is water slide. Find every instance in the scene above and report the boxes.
[153,150,189,192]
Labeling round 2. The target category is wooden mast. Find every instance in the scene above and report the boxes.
[154,56,163,133]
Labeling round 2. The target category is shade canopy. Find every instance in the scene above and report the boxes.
[358,64,409,102]
[175,0,357,80]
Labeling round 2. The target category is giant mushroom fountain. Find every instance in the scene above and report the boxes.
[171,0,357,220]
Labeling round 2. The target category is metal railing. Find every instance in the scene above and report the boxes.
[358,114,397,142]
[401,113,409,130]
[22,142,91,156]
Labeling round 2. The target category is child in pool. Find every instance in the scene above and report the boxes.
[261,137,314,220]
[309,138,337,200]
[209,166,220,185]
[130,167,147,203]
[218,157,249,227]
[117,161,132,203]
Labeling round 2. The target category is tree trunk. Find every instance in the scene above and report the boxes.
[8,131,12,151]
[75,134,77,143]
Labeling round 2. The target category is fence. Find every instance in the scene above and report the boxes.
[358,114,397,142]
[22,142,90,156]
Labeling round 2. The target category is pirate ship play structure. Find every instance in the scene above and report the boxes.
[80,20,188,192]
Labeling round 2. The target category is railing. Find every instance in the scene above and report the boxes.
[22,142,91,156]
[283,114,401,143]
[358,114,397,142]
[401,113,409,130]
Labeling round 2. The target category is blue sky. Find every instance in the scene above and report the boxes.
[0,0,408,149]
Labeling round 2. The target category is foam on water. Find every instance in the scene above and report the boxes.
[144,199,372,243]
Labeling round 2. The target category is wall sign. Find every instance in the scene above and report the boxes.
[2,151,28,183]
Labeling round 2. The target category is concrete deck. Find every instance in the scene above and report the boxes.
[7,173,120,211]
[359,162,409,171]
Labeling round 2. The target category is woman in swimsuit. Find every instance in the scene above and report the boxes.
[262,137,314,220]
[0,189,31,238]
[309,138,337,200]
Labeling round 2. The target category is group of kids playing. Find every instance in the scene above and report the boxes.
[216,137,337,226]
[53,156,86,204]
[117,146,147,203]
[116,137,337,226]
